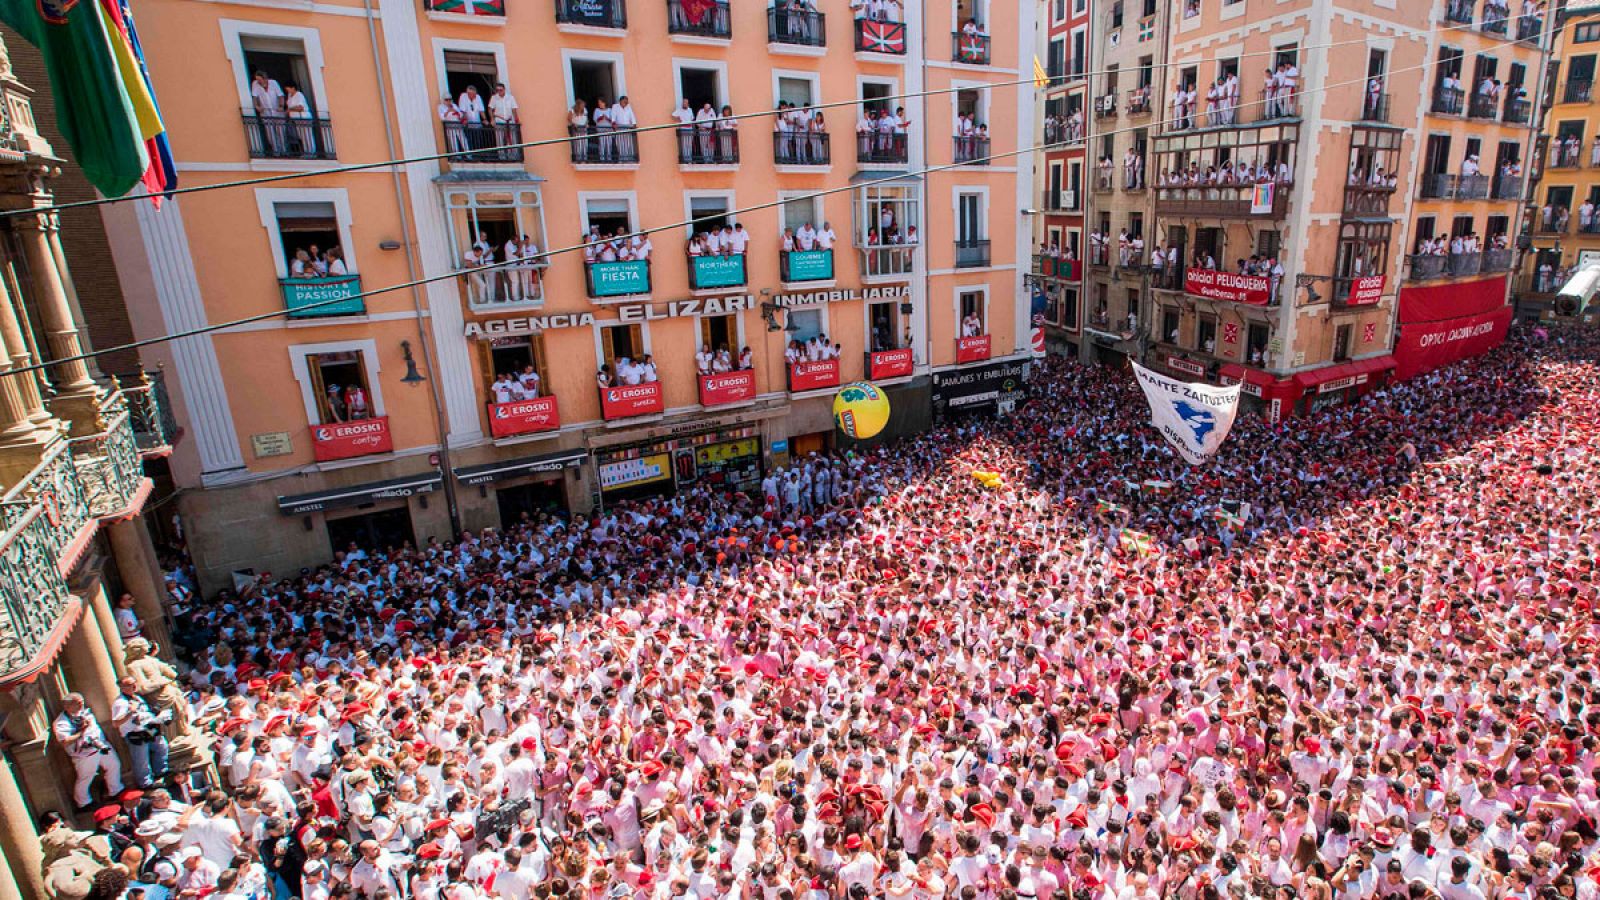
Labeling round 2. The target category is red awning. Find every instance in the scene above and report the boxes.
[1217,363,1276,387]
[1291,355,1396,390]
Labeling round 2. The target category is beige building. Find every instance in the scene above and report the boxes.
[0,34,182,899]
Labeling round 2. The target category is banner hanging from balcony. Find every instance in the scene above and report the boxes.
[1393,307,1511,381]
[563,0,619,26]
[1396,274,1508,324]
[958,34,987,62]
[790,360,841,392]
[869,348,914,380]
[1346,275,1385,306]
[698,371,756,407]
[488,397,560,438]
[426,0,504,13]
[284,276,364,317]
[600,382,665,420]
[690,255,746,290]
[1131,362,1241,466]
[680,0,717,25]
[1184,269,1272,306]
[311,417,393,462]
[859,20,906,53]
[589,260,651,298]
[785,250,835,282]
[957,334,992,364]
[1250,183,1275,215]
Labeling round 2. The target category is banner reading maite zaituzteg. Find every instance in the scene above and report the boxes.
[1131,362,1241,465]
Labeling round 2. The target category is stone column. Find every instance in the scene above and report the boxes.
[106,518,175,657]
[0,686,74,822]
[59,603,119,724]
[0,753,46,899]
[0,266,57,486]
[16,209,100,434]
[84,584,127,679]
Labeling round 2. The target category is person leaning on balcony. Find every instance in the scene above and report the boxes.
[54,693,124,809]
[716,105,738,160]
[325,247,348,277]
[593,98,616,161]
[695,103,718,161]
[283,84,315,157]
[250,70,286,155]
[695,346,714,376]
[1581,199,1595,232]
[568,99,589,161]
[489,83,519,150]
[439,94,469,153]
[817,221,836,249]
[739,346,753,370]
[458,85,486,133]
[672,99,696,160]
[290,248,314,279]
[611,96,638,157]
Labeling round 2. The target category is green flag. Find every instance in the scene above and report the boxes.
[1,0,149,197]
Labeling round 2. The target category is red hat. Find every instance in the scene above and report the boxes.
[1065,808,1088,829]
[641,761,664,778]
[264,715,288,731]
[93,805,120,824]
[1303,737,1321,754]
[247,678,268,692]
[269,672,293,686]
[843,834,863,851]
[417,842,444,860]
[235,663,259,678]
[217,717,248,737]
[298,723,319,737]
[340,703,369,723]
[118,789,144,803]
[637,871,656,888]
[1372,828,1395,848]
[1089,712,1113,726]
[426,818,453,832]
[969,803,995,830]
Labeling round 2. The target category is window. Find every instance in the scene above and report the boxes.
[699,314,738,355]
[861,81,894,116]
[307,351,373,424]
[959,289,986,333]
[582,196,635,242]
[444,188,547,305]
[855,184,920,246]
[1413,216,1436,251]
[787,308,824,342]
[1450,215,1475,239]
[1162,307,1180,344]
[782,195,823,234]
[442,49,499,106]
[483,335,551,401]
[675,61,727,111]
[1255,230,1279,259]
[242,34,320,115]
[270,200,351,279]
[1111,1,1123,29]
[600,323,646,371]
[1246,323,1269,362]
[568,56,622,111]
[1333,324,1353,362]
[1197,316,1217,351]
[1061,287,1079,329]
[687,195,734,237]
[1335,221,1392,282]
[869,301,906,351]
[1047,39,1065,77]
[776,75,817,107]
[1576,23,1600,43]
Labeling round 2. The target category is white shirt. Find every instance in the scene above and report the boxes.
[458,92,486,124]
[672,105,696,126]
[251,79,284,114]
[489,92,519,123]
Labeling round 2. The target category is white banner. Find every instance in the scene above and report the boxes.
[1131,361,1241,465]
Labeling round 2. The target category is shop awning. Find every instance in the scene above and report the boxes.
[1291,355,1396,392]
[453,448,587,486]
[277,473,443,515]
[1217,362,1277,388]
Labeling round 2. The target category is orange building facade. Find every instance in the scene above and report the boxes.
[102,0,1037,588]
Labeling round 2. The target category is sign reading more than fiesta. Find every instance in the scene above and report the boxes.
[311,417,393,462]
[1183,269,1272,306]
[463,285,912,339]
[488,397,561,438]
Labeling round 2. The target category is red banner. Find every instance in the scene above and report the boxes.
[488,397,560,438]
[1184,268,1271,306]
[1346,275,1385,306]
[311,417,393,462]
[698,371,756,407]
[869,348,914,380]
[956,334,992,363]
[1394,307,1512,381]
[599,382,665,420]
[789,360,841,392]
[1397,275,1508,324]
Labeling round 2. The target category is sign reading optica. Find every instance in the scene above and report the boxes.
[1184,268,1272,306]
[698,370,756,407]
[311,416,393,461]
[599,382,665,420]
[1345,275,1386,306]
[487,397,561,438]
[790,359,841,392]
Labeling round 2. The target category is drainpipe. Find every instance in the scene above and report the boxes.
[362,0,462,535]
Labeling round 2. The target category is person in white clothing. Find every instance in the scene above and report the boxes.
[250,71,287,155]
[53,692,122,807]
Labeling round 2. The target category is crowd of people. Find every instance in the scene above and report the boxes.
[695,346,755,377]
[462,233,544,306]
[1043,110,1085,147]
[687,224,751,260]
[1168,63,1299,131]
[857,108,914,162]
[784,334,843,365]
[1155,157,1294,191]
[596,354,659,389]
[287,246,351,282]
[439,84,521,160]
[47,324,1600,900]
[776,105,831,165]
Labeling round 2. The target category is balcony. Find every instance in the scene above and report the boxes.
[1581,218,1600,235]
[1033,255,1080,281]
[1162,267,1280,307]
[857,132,908,165]
[487,397,560,439]
[442,122,524,164]
[1127,89,1152,116]
[768,7,824,48]
[1467,92,1499,120]
[1478,8,1508,36]
[1445,0,1473,23]
[1088,244,1109,268]
[866,348,914,380]
[698,370,756,407]
[1154,183,1290,218]
[600,381,664,420]
[586,259,651,298]
[1492,173,1522,200]
[952,30,990,64]
[1361,93,1390,124]
[1432,86,1465,116]
[668,0,729,39]
[1482,247,1513,272]
[1447,252,1482,277]
[1516,13,1542,42]
[1041,189,1078,212]
[774,130,830,166]
[424,0,504,16]
[242,113,336,160]
[859,245,915,279]
[955,239,990,268]
[1535,214,1569,235]
[1563,80,1592,105]
[954,136,990,165]
[1549,144,1582,169]
[853,18,907,56]
[1343,185,1396,218]
[687,253,747,291]
[1417,173,1489,200]
[1093,172,1114,193]
[1095,94,1117,120]
[1407,254,1446,281]
[118,370,179,455]
[956,334,992,364]
[676,127,739,166]
[568,125,639,165]
[458,262,546,308]
[311,416,393,462]
[556,0,626,29]
[1503,97,1532,125]
[788,359,841,392]
[1044,121,1083,146]
[1331,275,1386,306]
[281,275,364,318]
[781,249,834,283]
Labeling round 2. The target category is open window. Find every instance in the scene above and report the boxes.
[582,196,650,298]
[239,33,331,160]
[855,183,920,278]
[307,351,373,424]
[869,300,907,351]
[483,335,551,400]
[445,187,547,307]
[599,323,648,378]
[959,289,986,335]
[957,191,987,267]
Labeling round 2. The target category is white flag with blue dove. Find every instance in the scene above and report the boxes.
[1130,361,1241,465]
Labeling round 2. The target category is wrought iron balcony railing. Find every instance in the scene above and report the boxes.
[242,113,336,160]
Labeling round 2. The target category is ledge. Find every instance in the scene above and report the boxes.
[557,23,626,38]
[767,42,827,57]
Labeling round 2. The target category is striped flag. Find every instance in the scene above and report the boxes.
[1033,56,1050,88]
[1118,529,1155,557]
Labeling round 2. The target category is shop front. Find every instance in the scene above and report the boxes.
[277,472,442,554]
[931,357,1030,421]
[1292,355,1396,415]
[594,425,764,503]
[453,448,587,525]
[1218,363,1301,423]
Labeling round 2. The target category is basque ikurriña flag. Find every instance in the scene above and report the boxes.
[859,20,906,53]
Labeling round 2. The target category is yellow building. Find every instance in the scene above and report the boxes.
[101,0,1037,590]
[1519,0,1600,315]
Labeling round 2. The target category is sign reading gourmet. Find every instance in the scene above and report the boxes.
[488,397,561,438]
[868,348,914,380]
[699,371,756,407]
[956,335,992,364]
[311,416,393,462]
[599,382,664,420]
[789,359,841,392]
[1346,275,1385,306]
[1184,268,1272,306]
[463,285,911,339]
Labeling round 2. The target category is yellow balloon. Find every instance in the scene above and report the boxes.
[832,382,891,440]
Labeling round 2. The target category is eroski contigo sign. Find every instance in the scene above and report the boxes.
[463,285,911,339]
